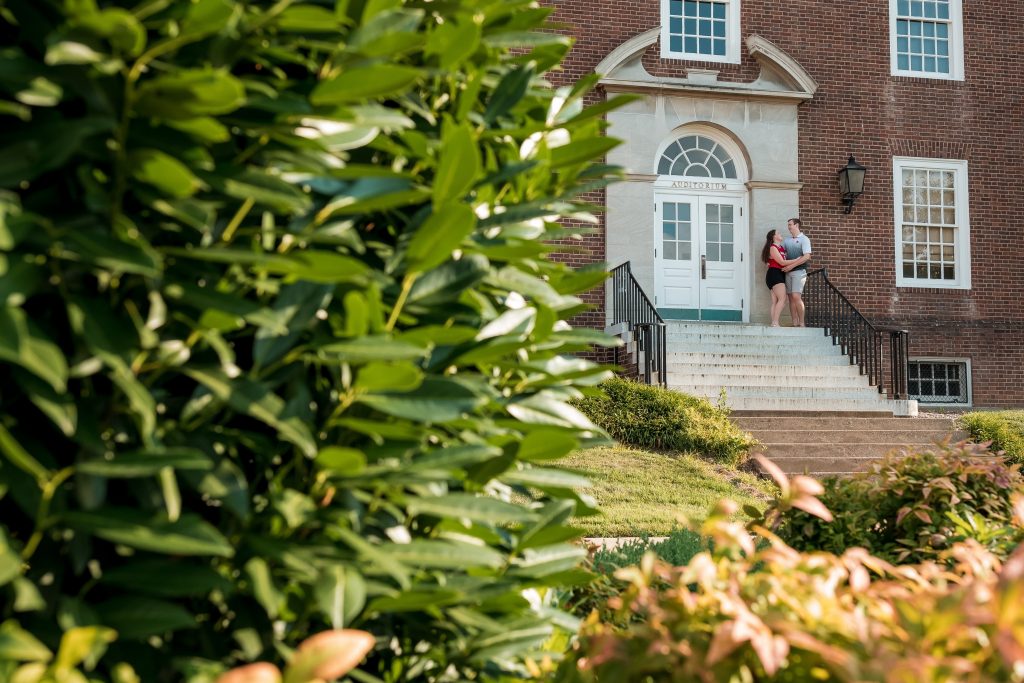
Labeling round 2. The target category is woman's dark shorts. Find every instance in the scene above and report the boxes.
[765,268,785,290]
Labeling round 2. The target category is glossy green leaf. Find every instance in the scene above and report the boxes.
[407,254,490,305]
[0,423,48,483]
[64,510,234,557]
[215,168,313,214]
[135,69,245,120]
[277,5,340,32]
[99,560,231,598]
[406,202,477,272]
[426,19,481,68]
[0,306,68,392]
[483,65,533,124]
[54,626,117,673]
[358,378,486,422]
[186,368,317,459]
[502,467,590,489]
[368,588,462,613]
[77,448,212,478]
[316,447,367,476]
[379,540,504,569]
[253,281,334,367]
[311,65,422,105]
[319,337,428,362]
[433,120,480,205]
[95,597,197,639]
[0,620,51,662]
[549,137,619,168]
[129,150,203,198]
[355,361,424,393]
[409,494,537,523]
[0,528,21,587]
[314,565,366,629]
[74,8,146,56]
[165,117,231,143]
[517,431,579,462]
[245,558,281,619]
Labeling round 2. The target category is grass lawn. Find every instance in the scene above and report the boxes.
[562,446,775,537]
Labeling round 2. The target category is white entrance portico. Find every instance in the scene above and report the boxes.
[598,31,817,324]
[653,129,748,321]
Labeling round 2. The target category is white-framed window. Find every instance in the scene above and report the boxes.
[893,157,971,290]
[908,358,971,406]
[889,0,964,80]
[661,0,741,64]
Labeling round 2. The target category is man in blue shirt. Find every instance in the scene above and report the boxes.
[782,218,812,327]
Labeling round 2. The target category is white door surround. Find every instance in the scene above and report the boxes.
[601,32,813,326]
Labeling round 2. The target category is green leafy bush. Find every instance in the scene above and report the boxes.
[573,377,756,464]
[561,531,710,623]
[557,467,1024,683]
[590,530,708,574]
[779,443,1024,564]
[962,411,1024,465]
[0,1,625,681]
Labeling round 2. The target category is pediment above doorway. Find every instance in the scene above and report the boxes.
[595,30,818,102]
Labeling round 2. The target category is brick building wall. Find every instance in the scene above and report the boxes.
[543,0,1024,407]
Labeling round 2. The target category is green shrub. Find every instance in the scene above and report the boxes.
[560,531,709,625]
[962,411,1024,465]
[779,443,1024,564]
[0,1,625,681]
[590,529,708,574]
[573,377,756,465]
[557,473,1024,683]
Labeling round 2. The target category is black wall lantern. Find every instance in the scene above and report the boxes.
[837,155,867,214]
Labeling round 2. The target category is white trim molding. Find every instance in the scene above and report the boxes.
[889,0,965,81]
[596,30,817,103]
[892,156,971,290]
[660,0,742,65]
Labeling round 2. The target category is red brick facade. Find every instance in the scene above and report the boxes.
[544,0,1024,407]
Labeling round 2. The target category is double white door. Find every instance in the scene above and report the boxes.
[654,194,745,321]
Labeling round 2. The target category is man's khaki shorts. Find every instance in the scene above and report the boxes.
[785,269,807,294]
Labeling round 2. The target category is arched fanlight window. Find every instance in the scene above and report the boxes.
[657,134,738,179]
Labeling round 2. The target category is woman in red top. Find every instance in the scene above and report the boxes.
[760,229,803,327]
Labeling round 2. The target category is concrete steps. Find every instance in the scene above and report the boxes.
[733,415,964,476]
[664,322,915,416]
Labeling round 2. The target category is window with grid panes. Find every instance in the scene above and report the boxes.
[890,0,963,79]
[661,202,693,262]
[893,157,970,289]
[662,0,740,63]
[908,360,970,404]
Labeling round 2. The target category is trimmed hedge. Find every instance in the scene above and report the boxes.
[961,411,1024,465]
[573,377,756,465]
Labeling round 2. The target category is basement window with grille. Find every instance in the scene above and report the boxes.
[908,359,971,405]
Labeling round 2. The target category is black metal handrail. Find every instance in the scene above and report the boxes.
[804,268,910,400]
[610,262,667,387]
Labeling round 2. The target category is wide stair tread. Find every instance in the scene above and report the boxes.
[736,413,962,476]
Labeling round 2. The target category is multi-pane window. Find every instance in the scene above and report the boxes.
[661,202,693,261]
[658,135,737,178]
[704,204,734,262]
[661,0,740,64]
[908,360,970,404]
[893,157,970,289]
[890,0,963,79]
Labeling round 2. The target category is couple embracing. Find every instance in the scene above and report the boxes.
[761,218,812,328]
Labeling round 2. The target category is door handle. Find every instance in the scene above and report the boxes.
[701,255,707,280]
